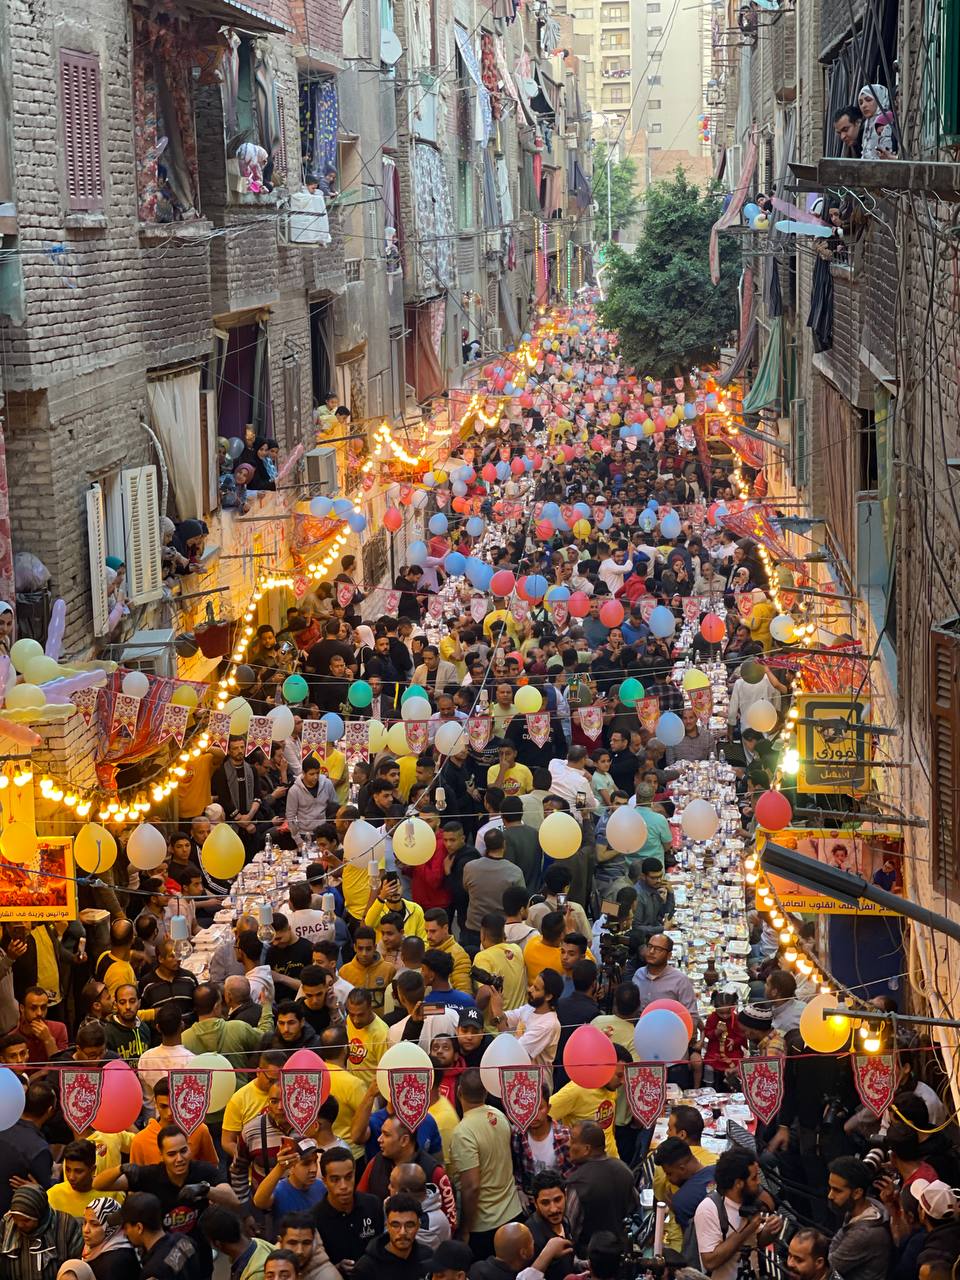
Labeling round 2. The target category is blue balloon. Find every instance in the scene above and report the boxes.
[629,424,643,438]
[656,711,685,747]
[660,512,681,540]
[706,393,718,409]
[649,605,677,639]
[407,540,428,565]
[428,514,448,535]
[452,480,468,497]
[444,552,466,576]
[639,511,657,533]
[541,502,560,521]
[473,562,494,591]
[573,503,591,520]
[634,1008,690,1062]
[423,472,437,488]
[546,584,570,602]
[684,402,696,419]
[647,499,659,512]
[504,383,515,396]
[309,495,333,518]
[598,510,614,530]
[555,516,570,533]
[742,202,761,222]
[619,426,629,439]
[522,332,531,342]
[333,498,354,518]
[522,456,533,471]
[466,517,485,537]
[714,503,729,522]
[525,574,548,600]
[323,712,345,742]
[0,1066,24,1129]
[495,462,510,481]
[347,511,367,533]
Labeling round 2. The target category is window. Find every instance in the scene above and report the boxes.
[60,49,104,211]
[935,0,960,144]
[931,625,960,893]
[574,6,593,15]
[648,2,661,9]
[274,93,288,182]
[602,5,624,17]
[338,137,363,262]
[650,49,663,59]
[648,25,663,36]
[649,145,661,151]
[604,86,626,103]
[650,122,662,133]
[86,466,162,632]
[648,75,661,84]
[649,98,662,109]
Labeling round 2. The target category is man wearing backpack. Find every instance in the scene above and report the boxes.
[691,1146,783,1280]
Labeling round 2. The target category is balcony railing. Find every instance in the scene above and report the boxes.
[602,67,631,78]
[344,258,362,282]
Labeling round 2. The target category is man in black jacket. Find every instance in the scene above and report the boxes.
[565,1122,639,1252]
[354,1193,433,1280]
[524,1172,582,1280]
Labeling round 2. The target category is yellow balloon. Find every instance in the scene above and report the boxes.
[1,823,38,864]
[609,413,621,426]
[74,822,118,873]
[538,811,582,860]
[386,721,410,755]
[225,697,252,734]
[368,720,388,753]
[22,655,62,684]
[5,684,45,710]
[573,519,591,539]
[682,668,710,691]
[799,993,851,1053]
[393,817,437,867]
[642,420,656,436]
[9,639,43,674]
[171,686,200,709]
[514,685,542,714]
[433,470,447,484]
[201,824,245,881]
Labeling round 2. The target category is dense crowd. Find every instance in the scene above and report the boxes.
[1,308,958,1280]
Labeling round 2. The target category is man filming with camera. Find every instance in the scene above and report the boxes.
[691,1147,783,1280]
[825,1156,892,1280]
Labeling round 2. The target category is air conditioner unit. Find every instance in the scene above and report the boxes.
[485,327,503,352]
[119,628,176,678]
[304,447,339,495]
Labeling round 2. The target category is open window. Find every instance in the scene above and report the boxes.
[222,32,282,198]
[131,14,201,222]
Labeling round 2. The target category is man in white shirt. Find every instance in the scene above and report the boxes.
[548,746,599,811]
[137,1003,195,1114]
[727,662,788,733]
[484,969,563,1066]
[284,881,335,945]
[692,1147,783,1280]
[598,546,634,596]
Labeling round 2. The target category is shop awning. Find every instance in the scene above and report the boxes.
[182,0,293,33]
[741,315,783,414]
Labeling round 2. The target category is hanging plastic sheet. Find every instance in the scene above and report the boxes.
[741,315,783,414]
[454,24,492,144]
[412,143,456,291]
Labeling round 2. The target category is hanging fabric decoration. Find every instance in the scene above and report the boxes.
[111,694,141,738]
[158,702,190,746]
[61,1069,103,1132]
[343,720,371,764]
[526,712,551,749]
[206,711,232,753]
[301,719,328,760]
[623,1063,667,1126]
[577,706,603,741]
[499,1066,543,1133]
[740,1056,785,1126]
[467,714,492,751]
[245,716,273,758]
[168,1069,212,1136]
[71,688,99,725]
[853,1053,897,1117]
[388,1066,432,1131]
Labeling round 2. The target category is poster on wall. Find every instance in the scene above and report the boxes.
[796,694,872,793]
[757,829,903,914]
[0,836,78,922]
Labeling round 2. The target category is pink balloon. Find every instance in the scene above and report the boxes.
[0,719,42,748]
[563,1024,617,1089]
[568,591,591,618]
[283,1048,331,1105]
[599,600,625,627]
[642,998,695,1040]
[94,1060,143,1133]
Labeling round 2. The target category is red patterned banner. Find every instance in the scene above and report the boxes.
[578,706,603,741]
[682,597,700,623]
[344,720,371,764]
[207,711,232,753]
[639,596,656,622]
[737,594,754,619]
[470,596,488,624]
[388,1067,432,1131]
[61,1069,102,1132]
[740,1056,784,1126]
[384,590,402,614]
[246,715,273,758]
[623,505,637,526]
[111,693,141,738]
[853,1053,896,1118]
[499,1066,543,1134]
[623,1063,667,1127]
[637,696,660,734]
[158,702,190,747]
[802,644,871,694]
[169,1069,212,1136]
[404,720,429,755]
[336,582,355,608]
[526,712,551,748]
[688,687,713,723]
[428,595,444,621]
[467,714,492,751]
[70,689,98,726]
[281,1064,329,1134]
[511,600,530,623]
[301,719,328,762]
[552,602,569,629]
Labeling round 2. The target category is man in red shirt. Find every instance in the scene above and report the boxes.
[17,988,67,1071]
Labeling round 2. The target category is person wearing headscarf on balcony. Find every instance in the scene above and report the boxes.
[171,520,208,571]
[858,84,895,159]
[248,438,276,491]
[0,601,13,655]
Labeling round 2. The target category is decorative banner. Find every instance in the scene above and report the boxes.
[737,594,754,619]
[637,695,660,733]
[688,686,713,723]
[111,693,141,738]
[499,1066,543,1134]
[801,642,870,695]
[511,599,530,623]
[526,712,551,748]
[578,706,603,741]
[158,702,190,747]
[470,596,488,624]
[0,837,77,922]
[70,688,98,725]
[168,1069,212,1136]
[398,483,413,505]
[623,1062,667,1127]
[853,1053,897,1117]
[385,589,402,614]
[207,710,232,753]
[623,505,636,526]
[344,720,371,764]
[428,595,444,621]
[388,1067,432,1131]
[404,719,429,755]
[301,719,328,761]
[592,505,606,524]
[293,576,309,599]
[640,596,657,621]
[560,504,575,526]
[796,693,871,793]
[61,1069,103,1133]
[246,715,273,758]
[467,714,492,751]
[435,490,449,509]
[682,597,701,623]
[740,1056,785,1126]
[552,602,569,629]
[281,1065,328,1134]
[757,829,903,914]
[336,582,356,608]
[690,503,708,528]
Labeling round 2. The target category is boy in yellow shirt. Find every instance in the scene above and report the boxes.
[344,989,389,1086]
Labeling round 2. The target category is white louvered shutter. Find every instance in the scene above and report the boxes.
[121,466,163,604]
[86,484,110,635]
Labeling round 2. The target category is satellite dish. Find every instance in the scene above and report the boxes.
[381,30,402,66]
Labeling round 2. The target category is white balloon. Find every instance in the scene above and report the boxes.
[746,700,778,733]
[401,696,432,722]
[267,704,296,740]
[376,1041,433,1098]
[121,670,150,699]
[680,798,720,841]
[479,1033,532,1097]
[411,489,429,510]
[343,819,386,866]
[126,822,168,871]
[435,720,468,756]
[769,614,795,643]
[605,805,648,854]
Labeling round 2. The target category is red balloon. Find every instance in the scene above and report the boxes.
[519,393,534,408]
[94,1060,143,1133]
[516,577,531,602]
[490,569,516,598]
[536,520,554,540]
[755,789,793,831]
[510,457,525,475]
[700,613,725,644]
[563,1024,617,1089]
[561,445,575,462]
[283,1048,331,1105]
[642,998,695,1041]
[599,600,624,627]
[384,507,402,533]
[452,497,469,513]
[568,591,591,618]
[481,463,497,483]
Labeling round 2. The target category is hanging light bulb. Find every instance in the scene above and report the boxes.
[169,914,193,963]
[256,901,275,945]
[863,1034,882,1054]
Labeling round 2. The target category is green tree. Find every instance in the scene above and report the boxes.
[598,167,739,377]
[592,143,642,237]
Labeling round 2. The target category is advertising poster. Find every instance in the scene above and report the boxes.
[757,828,903,914]
[0,836,78,922]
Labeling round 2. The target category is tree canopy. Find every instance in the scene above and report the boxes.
[597,167,739,377]
[591,143,642,237]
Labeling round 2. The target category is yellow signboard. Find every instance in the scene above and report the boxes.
[757,829,902,914]
[796,694,871,794]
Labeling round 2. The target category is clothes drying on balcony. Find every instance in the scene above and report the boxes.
[412,144,457,292]
[741,315,783,414]
[807,254,834,353]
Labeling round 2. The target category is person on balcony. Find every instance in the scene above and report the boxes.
[858,85,895,159]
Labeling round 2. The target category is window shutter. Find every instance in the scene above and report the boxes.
[60,49,104,211]
[275,93,288,179]
[86,484,110,636]
[930,627,960,891]
[201,388,219,514]
[121,466,163,604]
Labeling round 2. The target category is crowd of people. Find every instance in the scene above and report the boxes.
[1,307,958,1280]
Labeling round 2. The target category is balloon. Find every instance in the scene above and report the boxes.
[171,685,199,709]
[283,1049,330,1104]
[344,819,386,867]
[568,592,591,618]
[267,705,296,741]
[573,519,591,539]
[368,720,388,752]
[563,1024,617,1089]
[746,700,778,733]
[9,638,43,673]
[524,575,548,601]
[225,696,252,734]
[44,598,67,661]
[799,993,852,1052]
[435,720,468,755]
[642,999,695,1042]
[429,514,448,536]
[201,825,245,881]
[127,823,168,871]
[755,789,792,831]
[633,1009,690,1062]
[445,552,466,576]
[741,659,766,685]
[282,674,309,705]
[0,824,38,865]
[309,495,333,518]
[605,806,648,854]
[5,684,45,710]
[648,606,676,639]
[490,570,516,597]
[119,670,150,700]
[599,600,624,627]
[479,1033,532,1097]
[23,655,62,684]
[75,822,118,873]
[401,696,432,723]
[234,665,256,689]
[539,811,582,860]
[333,498,353,519]
[0,1067,25,1129]
[618,677,644,707]
[660,512,681,539]
[377,1041,434,1098]
[770,614,795,643]
[401,685,429,704]
[386,722,410,755]
[680,799,720,841]
[93,1060,143,1133]
[384,507,403,533]
[700,614,725,644]
[656,712,684,747]
[191,1052,238,1111]
[407,541,428,566]
[394,817,437,866]
[323,712,345,742]
[466,517,485,537]
[514,686,542,714]
[347,680,373,710]
[682,668,710,690]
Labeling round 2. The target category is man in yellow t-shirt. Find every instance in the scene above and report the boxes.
[423,909,472,992]
[317,745,348,803]
[324,1033,370,1160]
[472,916,528,1014]
[486,741,533,797]
[549,1079,620,1157]
[483,609,520,645]
[523,914,566,981]
[46,1139,102,1217]
[651,1102,718,1252]
[344,989,389,1086]
[338,927,396,1012]
[176,748,222,820]
[221,1051,283,1159]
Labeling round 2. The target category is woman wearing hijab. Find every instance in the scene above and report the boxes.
[79,1199,138,1280]
[1,1185,83,1280]
[858,84,894,159]
[171,520,208,570]
[0,601,13,654]
[248,439,276,491]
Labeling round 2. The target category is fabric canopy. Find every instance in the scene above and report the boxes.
[742,315,783,414]
[709,131,757,284]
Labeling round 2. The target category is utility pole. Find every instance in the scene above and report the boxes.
[606,117,613,244]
